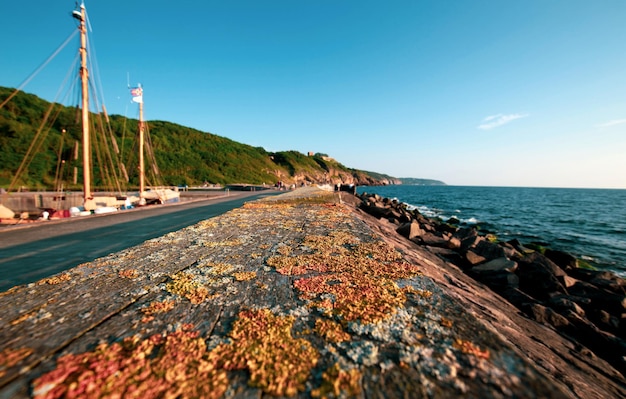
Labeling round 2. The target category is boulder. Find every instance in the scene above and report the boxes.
[559,275,579,288]
[399,210,413,224]
[527,304,571,329]
[500,242,522,259]
[564,294,592,308]
[412,212,430,226]
[465,250,486,266]
[517,252,568,301]
[568,281,626,316]
[548,295,586,318]
[589,276,626,295]
[388,208,405,223]
[471,257,518,273]
[427,247,465,265]
[361,204,392,219]
[472,270,520,291]
[460,235,482,252]
[473,239,507,261]
[567,268,622,284]
[412,232,450,248]
[447,236,461,250]
[396,222,423,240]
[419,222,436,233]
[620,314,626,338]
[562,310,626,375]
[507,239,535,255]
[453,227,478,241]
[545,249,579,270]
[387,217,400,225]
[591,309,620,333]
[435,223,457,235]
[447,216,460,225]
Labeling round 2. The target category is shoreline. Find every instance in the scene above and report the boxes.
[358,184,625,278]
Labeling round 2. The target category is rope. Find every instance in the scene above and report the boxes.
[7,53,81,192]
[0,30,78,110]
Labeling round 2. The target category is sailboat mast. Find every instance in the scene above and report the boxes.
[139,100,145,197]
[76,3,91,205]
[130,84,145,203]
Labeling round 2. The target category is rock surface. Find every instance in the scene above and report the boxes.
[0,188,622,398]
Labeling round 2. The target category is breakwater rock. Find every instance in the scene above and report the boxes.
[0,188,622,398]
[358,191,626,382]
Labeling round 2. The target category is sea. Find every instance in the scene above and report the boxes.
[357,185,626,277]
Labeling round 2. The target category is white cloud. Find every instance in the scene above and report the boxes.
[597,118,626,127]
[478,113,529,130]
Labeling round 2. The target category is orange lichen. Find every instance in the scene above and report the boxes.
[454,339,490,360]
[0,347,33,378]
[266,254,327,276]
[233,271,256,281]
[265,254,294,268]
[31,325,228,399]
[31,310,321,398]
[205,262,235,275]
[403,286,433,299]
[311,363,362,398]
[267,233,419,324]
[140,300,175,323]
[304,231,360,251]
[209,308,319,396]
[203,238,243,247]
[197,220,217,229]
[39,273,71,285]
[166,272,209,304]
[277,245,292,256]
[118,269,139,279]
[314,319,350,343]
[243,203,268,210]
[296,276,406,323]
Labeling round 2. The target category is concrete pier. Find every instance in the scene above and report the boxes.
[0,188,621,398]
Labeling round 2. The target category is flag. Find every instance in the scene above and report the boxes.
[130,87,143,104]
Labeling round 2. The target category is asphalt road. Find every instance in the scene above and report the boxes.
[0,190,280,292]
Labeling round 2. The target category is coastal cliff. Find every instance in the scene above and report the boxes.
[0,188,622,398]
[267,150,401,186]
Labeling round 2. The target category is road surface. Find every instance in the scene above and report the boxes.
[0,190,280,292]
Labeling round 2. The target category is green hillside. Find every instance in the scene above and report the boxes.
[0,87,398,190]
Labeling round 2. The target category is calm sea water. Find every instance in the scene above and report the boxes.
[358,185,626,277]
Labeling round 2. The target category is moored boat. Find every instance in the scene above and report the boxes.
[0,1,178,221]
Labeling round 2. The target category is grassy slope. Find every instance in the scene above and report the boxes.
[0,87,398,189]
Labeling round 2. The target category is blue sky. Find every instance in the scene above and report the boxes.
[2,1,625,188]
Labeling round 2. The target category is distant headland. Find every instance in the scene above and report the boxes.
[398,177,446,186]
